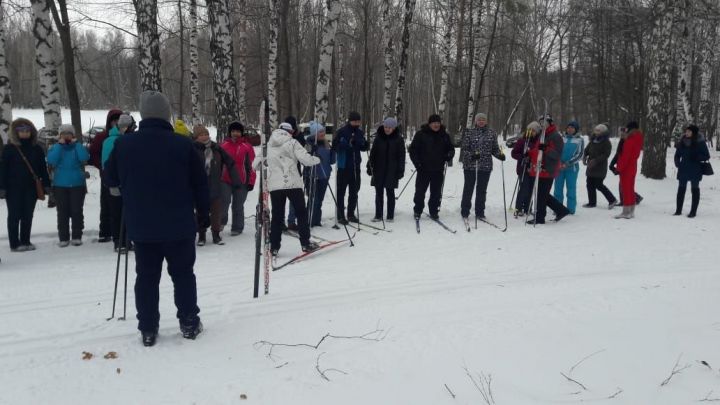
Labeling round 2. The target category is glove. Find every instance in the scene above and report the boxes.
[539,143,547,151]
[109,187,121,197]
[610,166,619,176]
[198,214,211,229]
[247,184,254,192]
[471,151,482,161]
[498,154,506,161]
[0,189,5,199]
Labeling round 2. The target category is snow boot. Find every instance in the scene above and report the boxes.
[98,236,112,243]
[614,205,633,219]
[71,239,83,246]
[337,217,349,225]
[608,200,619,210]
[674,187,686,215]
[429,213,439,220]
[58,241,70,248]
[553,210,570,222]
[371,216,382,223]
[688,188,700,218]
[212,231,224,245]
[287,223,298,231]
[24,244,36,251]
[197,231,206,247]
[141,330,158,347]
[347,214,359,223]
[302,241,320,253]
[180,320,203,340]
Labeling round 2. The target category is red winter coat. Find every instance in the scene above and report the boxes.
[221,137,256,186]
[528,124,564,179]
[616,129,643,175]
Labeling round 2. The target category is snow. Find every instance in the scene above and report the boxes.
[1,127,719,404]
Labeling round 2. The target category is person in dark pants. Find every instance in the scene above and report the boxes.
[304,122,336,227]
[104,91,209,347]
[526,116,570,225]
[46,124,90,247]
[459,113,505,220]
[409,114,455,219]
[89,109,123,243]
[284,115,305,230]
[511,125,538,216]
[367,117,405,222]
[582,124,618,209]
[219,121,256,236]
[674,124,710,218]
[103,114,135,252]
[332,111,368,224]
[0,118,51,252]
[255,123,320,255]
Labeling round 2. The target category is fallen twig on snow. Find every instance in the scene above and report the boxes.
[561,372,588,391]
[697,360,713,371]
[464,367,495,405]
[444,383,456,399]
[607,388,623,399]
[315,352,348,382]
[568,349,606,374]
[660,354,691,387]
[698,390,720,402]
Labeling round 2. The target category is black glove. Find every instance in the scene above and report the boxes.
[610,166,619,176]
[198,214,211,229]
[538,143,547,151]
[247,184,254,192]
[0,189,5,199]
[498,154,506,162]
[471,151,482,161]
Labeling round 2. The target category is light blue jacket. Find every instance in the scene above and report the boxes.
[101,127,121,169]
[561,134,584,169]
[47,142,90,187]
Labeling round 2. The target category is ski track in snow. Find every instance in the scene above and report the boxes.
[0,121,719,404]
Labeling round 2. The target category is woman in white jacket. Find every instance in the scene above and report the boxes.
[255,123,321,255]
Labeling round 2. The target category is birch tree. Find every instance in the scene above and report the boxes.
[697,21,715,135]
[642,0,674,179]
[236,0,248,124]
[394,0,416,123]
[465,0,483,128]
[267,0,280,129]
[30,0,61,133]
[672,0,694,137]
[313,0,341,124]
[207,0,239,141]
[437,1,454,119]
[133,0,162,91]
[381,0,394,118]
[48,0,81,136]
[0,0,11,143]
[189,0,200,125]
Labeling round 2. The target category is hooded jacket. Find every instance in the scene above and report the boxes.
[221,136,256,187]
[560,122,584,169]
[409,124,455,172]
[367,126,406,188]
[101,126,122,169]
[459,125,502,171]
[583,134,612,179]
[254,129,320,192]
[89,109,123,170]
[305,132,336,180]
[0,118,51,193]
[674,136,710,183]
[47,140,90,188]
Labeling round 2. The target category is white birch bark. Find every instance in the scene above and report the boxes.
[437,2,454,118]
[237,0,248,124]
[0,2,12,143]
[642,0,674,179]
[133,0,162,91]
[313,0,341,124]
[267,0,279,129]
[30,0,62,133]
[381,0,394,118]
[189,0,200,125]
[336,42,345,122]
[208,0,239,140]
[673,0,694,137]
[393,0,416,122]
[465,0,483,129]
[697,22,715,134]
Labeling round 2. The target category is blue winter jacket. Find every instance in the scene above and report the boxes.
[103,118,210,242]
[675,138,710,183]
[560,134,584,169]
[332,123,368,170]
[101,126,121,169]
[46,142,90,188]
[306,135,336,179]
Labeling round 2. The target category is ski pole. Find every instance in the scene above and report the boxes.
[107,210,124,321]
[474,161,479,229]
[501,147,508,231]
[320,164,354,246]
[121,220,129,321]
[352,162,361,231]
[439,162,447,210]
[395,169,417,200]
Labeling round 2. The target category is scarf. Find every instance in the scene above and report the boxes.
[201,140,213,176]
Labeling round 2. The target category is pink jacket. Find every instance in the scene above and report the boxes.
[221,137,256,186]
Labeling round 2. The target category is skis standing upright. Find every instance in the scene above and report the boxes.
[530,99,550,227]
[254,98,272,298]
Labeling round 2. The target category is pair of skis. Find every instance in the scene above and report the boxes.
[272,235,355,271]
[464,216,507,232]
[416,214,458,234]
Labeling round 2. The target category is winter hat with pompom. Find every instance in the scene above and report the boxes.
[57,124,75,136]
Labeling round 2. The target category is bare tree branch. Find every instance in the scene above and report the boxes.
[660,354,691,387]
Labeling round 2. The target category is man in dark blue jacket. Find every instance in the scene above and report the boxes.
[331,111,368,224]
[104,90,210,347]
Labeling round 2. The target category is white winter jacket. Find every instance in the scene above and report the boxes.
[253,129,320,192]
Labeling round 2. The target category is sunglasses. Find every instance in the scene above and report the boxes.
[16,126,32,132]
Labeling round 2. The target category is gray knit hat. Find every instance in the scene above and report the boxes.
[526,121,542,134]
[593,124,609,135]
[117,114,134,130]
[383,117,398,128]
[139,90,172,122]
[57,124,75,136]
[475,113,488,122]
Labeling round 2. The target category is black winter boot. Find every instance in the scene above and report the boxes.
[688,188,700,218]
[197,231,206,246]
[141,330,158,347]
[212,231,224,245]
[674,186,686,216]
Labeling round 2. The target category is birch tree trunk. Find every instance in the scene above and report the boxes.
[133,0,162,92]
[642,0,674,179]
[30,0,61,133]
[673,0,694,137]
[237,0,248,124]
[178,0,185,118]
[48,0,81,136]
[465,0,483,128]
[267,0,280,129]
[393,0,416,122]
[313,0,341,124]
[437,2,454,118]
[381,0,394,118]
[189,0,200,125]
[0,1,12,143]
[207,0,239,142]
[697,22,715,134]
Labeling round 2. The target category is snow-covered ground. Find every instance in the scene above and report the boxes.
[1,126,719,404]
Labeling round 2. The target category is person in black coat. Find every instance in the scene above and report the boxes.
[674,124,710,217]
[367,118,406,221]
[582,124,618,208]
[332,111,368,224]
[408,114,455,219]
[0,118,51,252]
[104,91,210,347]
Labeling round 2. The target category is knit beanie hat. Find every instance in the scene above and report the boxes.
[118,114,134,130]
[139,91,172,122]
[348,111,361,121]
[279,122,294,133]
[475,113,488,121]
[283,116,298,132]
[228,121,244,136]
[625,121,639,131]
[193,125,210,139]
[174,119,192,137]
[566,120,580,133]
[428,114,442,124]
[685,124,699,136]
[383,117,398,128]
[57,123,75,136]
[309,122,325,137]
[593,124,609,135]
[527,121,542,134]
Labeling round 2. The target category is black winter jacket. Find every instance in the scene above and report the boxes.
[409,125,455,172]
[367,126,406,188]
